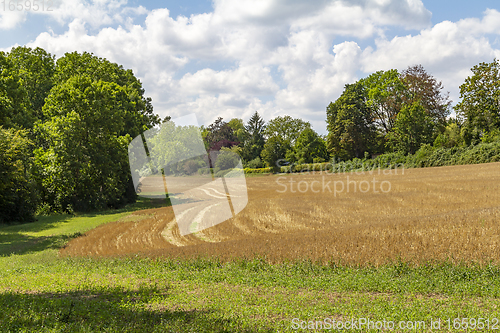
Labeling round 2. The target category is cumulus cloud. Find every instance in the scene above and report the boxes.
[179,65,279,96]
[34,0,148,28]
[0,9,27,30]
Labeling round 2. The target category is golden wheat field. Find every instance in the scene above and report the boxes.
[61,162,500,266]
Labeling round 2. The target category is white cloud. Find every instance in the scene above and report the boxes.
[0,9,26,30]
[35,0,146,28]
[179,65,279,96]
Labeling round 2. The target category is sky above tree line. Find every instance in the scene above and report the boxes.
[1,0,499,134]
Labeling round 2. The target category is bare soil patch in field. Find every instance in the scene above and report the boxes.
[61,163,500,265]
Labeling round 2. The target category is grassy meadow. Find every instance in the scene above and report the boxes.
[1,164,500,331]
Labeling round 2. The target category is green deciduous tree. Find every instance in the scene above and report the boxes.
[386,102,435,155]
[7,46,55,123]
[261,136,289,172]
[455,59,500,145]
[433,119,464,148]
[34,76,138,212]
[215,148,241,173]
[326,82,377,160]
[288,128,329,164]
[0,52,31,129]
[146,121,207,176]
[0,127,38,223]
[54,51,159,137]
[264,115,310,146]
[361,69,404,135]
[227,118,249,145]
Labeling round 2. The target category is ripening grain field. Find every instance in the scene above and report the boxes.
[62,162,500,266]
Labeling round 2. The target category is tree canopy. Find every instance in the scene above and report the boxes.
[0,127,37,223]
[455,59,500,144]
[264,115,310,146]
[34,76,141,211]
[242,111,266,162]
[326,81,377,160]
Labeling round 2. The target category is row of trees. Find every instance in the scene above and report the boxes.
[196,60,500,175]
[326,60,500,160]
[0,47,159,223]
[199,113,329,173]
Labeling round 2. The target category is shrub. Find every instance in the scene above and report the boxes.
[245,157,264,169]
[215,150,240,173]
[244,167,271,174]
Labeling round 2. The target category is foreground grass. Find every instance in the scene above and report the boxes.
[1,204,500,331]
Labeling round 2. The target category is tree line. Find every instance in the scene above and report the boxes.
[0,47,159,223]
[328,61,500,160]
[1,45,499,223]
[193,60,500,172]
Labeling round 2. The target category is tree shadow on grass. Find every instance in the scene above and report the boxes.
[0,286,270,332]
[0,198,169,233]
[0,231,81,257]
[79,197,171,218]
[0,198,172,256]
[0,214,73,235]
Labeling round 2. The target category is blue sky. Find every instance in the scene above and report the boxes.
[1,0,499,133]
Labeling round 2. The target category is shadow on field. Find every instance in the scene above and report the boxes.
[0,231,81,257]
[0,198,171,257]
[0,287,259,332]
[0,214,73,234]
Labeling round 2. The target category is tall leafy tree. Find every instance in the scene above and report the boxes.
[261,136,289,172]
[361,69,405,135]
[0,52,30,129]
[228,118,249,145]
[34,76,140,212]
[146,121,207,176]
[326,82,377,160]
[54,51,159,137]
[264,115,310,146]
[400,64,451,126]
[386,102,435,154]
[289,128,329,164]
[7,46,55,123]
[0,127,38,223]
[242,111,265,162]
[455,59,500,145]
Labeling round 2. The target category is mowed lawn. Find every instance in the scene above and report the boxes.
[1,164,500,332]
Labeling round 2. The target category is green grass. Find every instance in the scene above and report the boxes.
[0,198,167,257]
[1,201,500,332]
